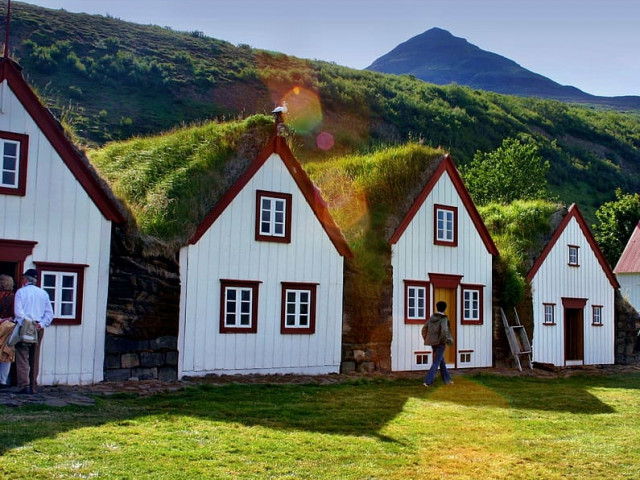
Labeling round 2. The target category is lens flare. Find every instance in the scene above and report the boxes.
[281,86,323,134]
[316,131,335,151]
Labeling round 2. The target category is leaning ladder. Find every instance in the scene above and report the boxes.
[500,307,533,371]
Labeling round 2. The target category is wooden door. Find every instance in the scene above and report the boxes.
[564,307,584,363]
[434,287,456,365]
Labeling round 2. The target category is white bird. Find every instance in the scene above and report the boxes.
[272,101,288,114]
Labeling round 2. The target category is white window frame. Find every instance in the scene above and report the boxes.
[592,305,603,326]
[543,303,555,325]
[434,204,458,246]
[35,262,87,325]
[281,283,317,334]
[407,285,427,320]
[220,280,260,334]
[255,190,292,243]
[260,196,286,237]
[568,245,579,266]
[0,138,20,189]
[41,270,78,320]
[462,289,480,322]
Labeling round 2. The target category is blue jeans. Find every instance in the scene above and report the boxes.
[424,344,451,385]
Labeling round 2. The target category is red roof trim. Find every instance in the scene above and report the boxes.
[614,221,640,274]
[388,155,498,255]
[527,203,619,289]
[189,135,353,258]
[0,59,124,223]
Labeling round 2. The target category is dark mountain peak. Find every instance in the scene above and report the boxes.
[367,28,640,110]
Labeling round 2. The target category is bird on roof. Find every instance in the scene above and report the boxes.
[272,101,288,114]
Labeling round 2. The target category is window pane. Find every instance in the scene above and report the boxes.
[3,157,16,170]
[62,289,74,302]
[62,275,75,288]
[43,274,56,288]
[2,171,15,186]
[4,142,17,156]
[61,303,73,316]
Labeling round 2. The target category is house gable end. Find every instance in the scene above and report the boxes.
[527,203,619,288]
[388,154,498,255]
[189,135,352,258]
[0,59,124,223]
[614,221,640,274]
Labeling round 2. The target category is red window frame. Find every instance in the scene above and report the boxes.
[0,131,29,196]
[34,262,87,326]
[404,280,430,324]
[281,282,317,334]
[220,279,260,334]
[434,204,458,247]
[460,284,483,325]
[255,190,292,243]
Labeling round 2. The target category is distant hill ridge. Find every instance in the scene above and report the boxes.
[367,27,640,111]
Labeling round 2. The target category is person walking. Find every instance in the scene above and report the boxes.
[421,300,454,387]
[14,269,53,394]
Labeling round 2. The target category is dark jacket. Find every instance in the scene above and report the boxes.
[421,312,453,346]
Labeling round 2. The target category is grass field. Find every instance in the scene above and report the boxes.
[1,372,639,479]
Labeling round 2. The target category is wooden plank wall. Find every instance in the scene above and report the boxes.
[179,154,345,376]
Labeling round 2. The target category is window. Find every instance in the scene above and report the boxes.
[35,262,86,325]
[0,131,28,196]
[543,303,555,325]
[568,245,580,266]
[416,352,430,365]
[592,305,603,326]
[281,282,317,334]
[255,190,292,243]
[404,280,430,324]
[461,285,483,325]
[460,351,473,364]
[220,280,260,333]
[434,204,458,246]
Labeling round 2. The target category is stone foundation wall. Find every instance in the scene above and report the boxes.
[104,225,181,382]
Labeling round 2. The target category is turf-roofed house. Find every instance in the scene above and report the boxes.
[527,204,619,367]
[388,155,499,372]
[178,133,353,377]
[0,58,124,385]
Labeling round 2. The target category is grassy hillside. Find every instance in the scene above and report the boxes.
[6,1,640,223]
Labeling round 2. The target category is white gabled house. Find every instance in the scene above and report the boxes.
[178,134,352,377]
[614,221,640,313]
[527,203,618,366]
[388,154,498,372]
[0,58,125,384]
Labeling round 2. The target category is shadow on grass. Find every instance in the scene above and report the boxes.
[1,372,638,454]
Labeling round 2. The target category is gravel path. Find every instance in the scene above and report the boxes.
[1,364,639,408]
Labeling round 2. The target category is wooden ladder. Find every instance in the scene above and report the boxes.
[500,307,533,371]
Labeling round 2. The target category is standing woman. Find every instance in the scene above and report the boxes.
[0,274,16,387]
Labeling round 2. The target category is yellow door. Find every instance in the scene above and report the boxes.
[434,287,456,365]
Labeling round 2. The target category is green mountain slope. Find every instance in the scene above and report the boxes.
[5,1,640,222]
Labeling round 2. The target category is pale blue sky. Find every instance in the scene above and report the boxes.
[17,0,640,97]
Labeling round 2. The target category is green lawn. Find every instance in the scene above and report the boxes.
[1,373,639,479]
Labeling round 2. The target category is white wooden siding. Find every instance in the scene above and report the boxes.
[617,274,640,314]
[0,81,112,384]
[390,171,493,371]
[530,216,615,366]
[179,153,345,376]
